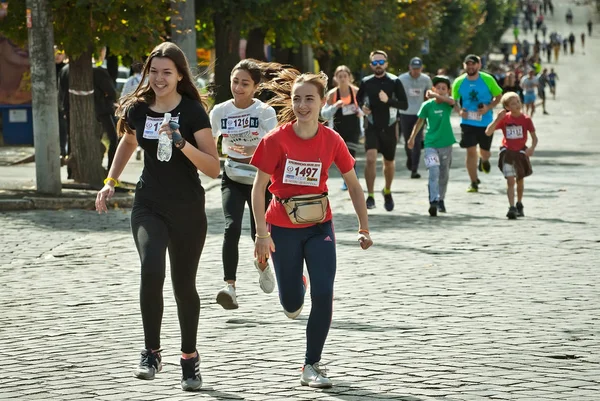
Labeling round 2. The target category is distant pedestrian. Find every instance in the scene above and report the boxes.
[548,68,558,99]
[569,33,576,54]
[95,42,221,392]
[588,19,593,36]
[581,32,586,53]
[485,92,538,220]
[537,68,549,115]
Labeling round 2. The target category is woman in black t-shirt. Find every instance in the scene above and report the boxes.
[95,42,219,392]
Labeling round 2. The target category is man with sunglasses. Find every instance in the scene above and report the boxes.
[357,50,408,211]
[452,54,503,193]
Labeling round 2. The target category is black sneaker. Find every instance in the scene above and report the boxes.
[516,202,524,217]
[428,201,438,217]
[134,349,162,380]
[507,206,518,220]
[382,190,394,211]
[481,159,491,174]
[478,158,483,172]
[467,182,478,193]
[411,171,421,179]
[180,352,202,391]
[438,200,446,213]
[476,178,481,185]
[366,196,376,209]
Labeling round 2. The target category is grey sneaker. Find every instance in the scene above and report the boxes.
[255,259,276,294]
[134,349,162,380]
[301,362,332,388]
[180,352,202,391]
[216,284,238,310]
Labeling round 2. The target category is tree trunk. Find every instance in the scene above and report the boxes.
[213,12,240,104]
[171,0,198,72]
[26,0,61,195]
[68,48,105,187]
[246,28,267,61]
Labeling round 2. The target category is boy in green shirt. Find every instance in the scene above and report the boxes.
[408,76,457,216]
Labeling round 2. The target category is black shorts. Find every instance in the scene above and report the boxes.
[365,123,397,161]
[460,124,493,151]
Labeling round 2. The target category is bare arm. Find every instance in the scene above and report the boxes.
[485,109,506,136]
[526,130,538,156]
[342,169,373,249]
[181,128,221,178]
[408,118,426,147]
[252,170,275,263]
[96,131,138,213]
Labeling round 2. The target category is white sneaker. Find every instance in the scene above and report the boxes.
[216,284,238,310]
[300,362,332,388]
[254,259,276,294]
[283,275,307,319]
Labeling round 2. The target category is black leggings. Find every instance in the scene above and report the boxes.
[131,196,207,354]
[221,171,271,282]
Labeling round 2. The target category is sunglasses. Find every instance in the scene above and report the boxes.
[371,60,386,66]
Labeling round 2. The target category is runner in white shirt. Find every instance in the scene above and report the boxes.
[210,59,278,310]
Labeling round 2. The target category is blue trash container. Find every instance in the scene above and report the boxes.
[0,104,34,145]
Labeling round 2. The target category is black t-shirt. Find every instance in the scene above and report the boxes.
[126,96,211,202]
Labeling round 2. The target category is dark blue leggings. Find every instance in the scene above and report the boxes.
[270,221,336,365]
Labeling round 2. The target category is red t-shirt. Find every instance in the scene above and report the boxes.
[496,112,535,151]
[251,122,355,228]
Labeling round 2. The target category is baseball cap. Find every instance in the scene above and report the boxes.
[409,57,423,68]
[432,75,451,88]
[463,54,481,64]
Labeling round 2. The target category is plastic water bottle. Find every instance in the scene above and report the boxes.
[157,113,172,162]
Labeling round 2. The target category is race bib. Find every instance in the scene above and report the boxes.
[283,159,322,187]
[221,115,259,143]
[467,111,483,121]
[342,104,358,116]
[408,88,422,97]
[506,125,524,139]
[143,115,179,140]
[389,107,398,120]
[424,153,440,168]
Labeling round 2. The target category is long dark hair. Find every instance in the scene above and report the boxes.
[116,42,207,136]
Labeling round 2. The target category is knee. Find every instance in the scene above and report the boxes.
[279,289,304,313]
[223,219,242,240]
[365,152,377,165]
[173,280,200,306]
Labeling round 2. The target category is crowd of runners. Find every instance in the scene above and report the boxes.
[91,0,584,392]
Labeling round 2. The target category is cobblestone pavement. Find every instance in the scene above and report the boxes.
[1,1,599,400]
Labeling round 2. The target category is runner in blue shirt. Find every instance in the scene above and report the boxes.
[452,54,503,193]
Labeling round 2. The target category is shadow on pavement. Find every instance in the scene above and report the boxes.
[324,385,426,401]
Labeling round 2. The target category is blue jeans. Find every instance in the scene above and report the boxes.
[424,146,453,203]
[270,221,336,365]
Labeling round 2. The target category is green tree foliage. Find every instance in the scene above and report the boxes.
[2,1,175,186]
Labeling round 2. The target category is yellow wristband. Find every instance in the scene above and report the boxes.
[255,232,271,239]
[104,177,120,187]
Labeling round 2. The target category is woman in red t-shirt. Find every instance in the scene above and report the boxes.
[486,91,538,219]
[250,69,373,389]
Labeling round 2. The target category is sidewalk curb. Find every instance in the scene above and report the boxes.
[0,180,220,212]
[0,194,134,212]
